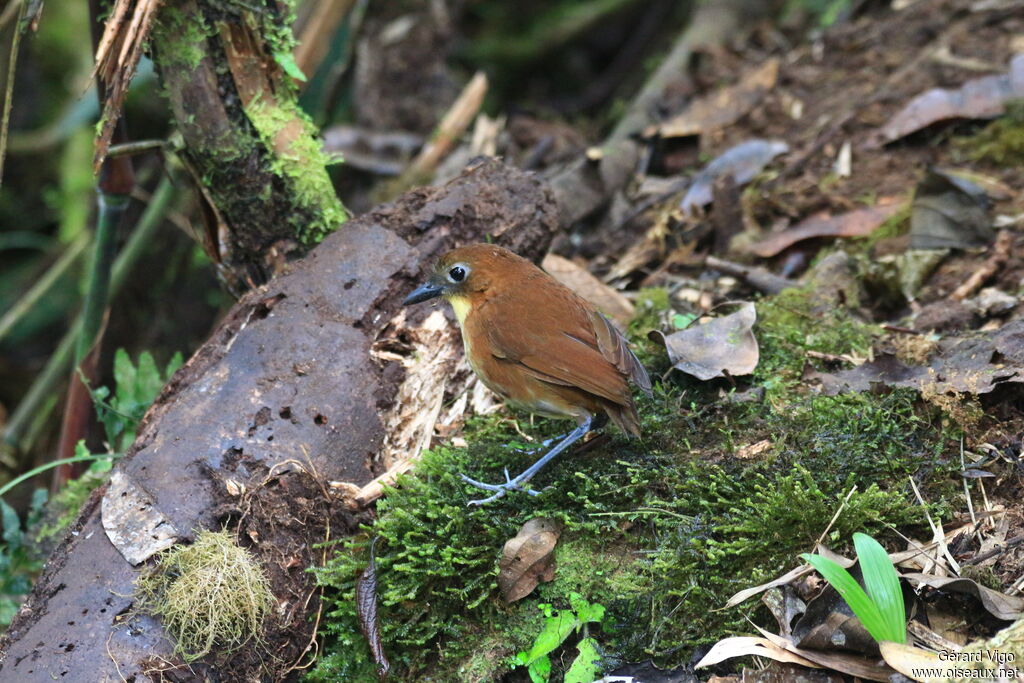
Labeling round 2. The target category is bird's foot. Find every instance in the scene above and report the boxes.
[508,433,567,456]
[460,468,542,505]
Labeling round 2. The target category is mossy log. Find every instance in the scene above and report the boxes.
[0,159,555,682]
[150,0,348,286]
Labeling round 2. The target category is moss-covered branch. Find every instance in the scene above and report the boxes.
[150,0,346,283]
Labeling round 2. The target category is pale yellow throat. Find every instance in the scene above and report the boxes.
[446,294,471,326]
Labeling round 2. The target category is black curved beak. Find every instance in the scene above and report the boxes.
[403,282,444,306]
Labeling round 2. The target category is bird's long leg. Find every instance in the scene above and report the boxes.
[460,416,593,506]
[509,431,569,455]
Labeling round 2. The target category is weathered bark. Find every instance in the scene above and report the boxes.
[150,0,349,286]
[0,159,555,682]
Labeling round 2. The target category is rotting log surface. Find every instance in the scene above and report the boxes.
[0,160,555,682]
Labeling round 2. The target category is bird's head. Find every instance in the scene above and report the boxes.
[403,244,522,322]
[402,244,503,304]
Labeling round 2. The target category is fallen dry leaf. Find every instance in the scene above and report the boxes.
[910,169,993,250]
[806,319,1024,396]
[756,627,896,682]
[650,302,759,380]
[356,538,390,678]
[681,140,789,214]
[655,58,780,138]
[874,53,1024,145]
[748,199,905,258]
[902,573,1024,621]
[696,636,822,671]
[877,641,943,682]
[498,517,562,603]
[542,254,635,326]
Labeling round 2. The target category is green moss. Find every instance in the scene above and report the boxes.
[861,203,912,248]
[956,100,1024,167]
[243,96,347,244]
[135,530,273,662]
[755,284,878,399]
[312,383,954,681]
[311,273,963,681]
[151,6,211,72]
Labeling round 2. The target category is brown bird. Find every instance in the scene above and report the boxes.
[403,243,652,504]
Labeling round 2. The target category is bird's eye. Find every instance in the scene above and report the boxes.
[448,266,467,282]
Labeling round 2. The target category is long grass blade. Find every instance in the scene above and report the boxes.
[801,552,888,643]
[853,532,906,643]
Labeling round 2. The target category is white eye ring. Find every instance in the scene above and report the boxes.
[447,263,470,283]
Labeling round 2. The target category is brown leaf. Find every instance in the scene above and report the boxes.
[755,628,896,682]
[806,319,1024,396]
[542,254,635,326]
[650,302,759,380]
[748,199,905,258]
[877,641,944,682]
[356,538,390,678]
[682,140,789,214]
[874,53,1024,145]
[902,573,1024,621]
[498,517,562,603]
[910,169,993,250]
[656,58,780,138]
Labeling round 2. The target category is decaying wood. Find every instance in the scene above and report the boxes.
[0,160,556,682]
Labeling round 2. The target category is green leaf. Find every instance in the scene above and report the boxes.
[273,50,307,82]
[801,552,888,643]
[528,655,551,683]
[574,600,606,626]
[673,313,698,329]
[525,611,578,663]
[27,488,48,526]
[0,500,21,549]
[165,351,184,379]
[853,533,906,643]
[135,351,162,404]
[113,348,136,404]
[565,637,602,683]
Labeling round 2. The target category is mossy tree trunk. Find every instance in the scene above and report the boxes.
[151,0,347,287]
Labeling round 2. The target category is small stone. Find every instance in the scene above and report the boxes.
[914,300,977,332]
[966,287,1017,316]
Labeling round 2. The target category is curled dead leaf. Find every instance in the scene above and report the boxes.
[874,53,1024,145]
[681,140,789,215]
[748,200,905,258]
[650,302,759,380]
[902,573,1024,621]
[356,538,390,678]
[498,517,562,603]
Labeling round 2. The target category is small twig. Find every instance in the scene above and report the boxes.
[882,324,923,335]
[959,437,982,547]
[909,476,961,575]
[107,139,167,158]
[0,0,28,185]
[0,232,89,343]
[705,256,796,295]
[813,485,858,550]
[949,230,1013,301]
[407,71,488,179]
[960,534,1024,567]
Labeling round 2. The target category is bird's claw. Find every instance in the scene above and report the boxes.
[459,472,541,505]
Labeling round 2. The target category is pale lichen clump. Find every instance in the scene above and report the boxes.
[134,529,274,662]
